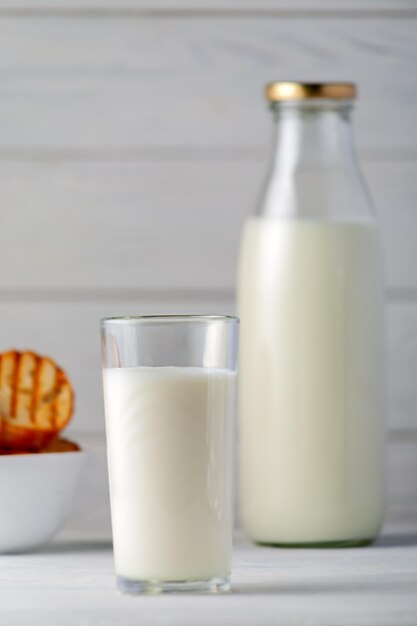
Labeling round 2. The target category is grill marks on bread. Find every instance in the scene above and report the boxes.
[0,351,74,451]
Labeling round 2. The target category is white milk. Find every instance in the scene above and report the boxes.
[103,366,236,582]
[238,218,385,544]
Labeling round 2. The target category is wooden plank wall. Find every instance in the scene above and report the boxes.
[0,0,415,531]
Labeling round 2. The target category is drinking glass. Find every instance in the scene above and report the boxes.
[101,315,238,594]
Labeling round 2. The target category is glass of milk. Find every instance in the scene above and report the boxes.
[101,315,238,594]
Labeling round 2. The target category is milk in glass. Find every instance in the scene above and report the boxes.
[103,366,236,581]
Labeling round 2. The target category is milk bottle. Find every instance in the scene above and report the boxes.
[238,83,386,546]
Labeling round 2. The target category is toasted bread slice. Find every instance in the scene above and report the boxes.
[0,350,74,451]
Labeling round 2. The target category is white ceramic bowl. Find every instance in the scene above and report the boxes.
[0,448,85,553]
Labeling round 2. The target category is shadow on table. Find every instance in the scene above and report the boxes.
[234,577,415,596]
[375,533,417,548]
[35,540,113,555]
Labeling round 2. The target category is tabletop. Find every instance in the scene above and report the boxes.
[0,527,416,626]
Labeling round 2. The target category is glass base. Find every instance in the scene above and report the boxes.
[117,575,231,595]
[256,537,375,549]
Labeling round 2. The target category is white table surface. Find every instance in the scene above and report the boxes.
[0,527,416,626]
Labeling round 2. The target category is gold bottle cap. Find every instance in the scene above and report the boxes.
[265,82,356,102]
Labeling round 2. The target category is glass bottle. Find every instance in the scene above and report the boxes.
[238,82,386,547]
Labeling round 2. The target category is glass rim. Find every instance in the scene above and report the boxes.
[101,314,239,326]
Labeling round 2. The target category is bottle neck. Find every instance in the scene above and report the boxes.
[270,100,356,175]
[258,99,373,221]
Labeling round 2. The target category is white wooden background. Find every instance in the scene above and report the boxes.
[0,0,416,534]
